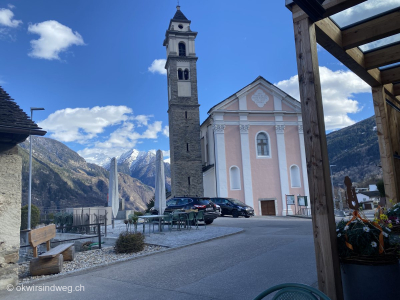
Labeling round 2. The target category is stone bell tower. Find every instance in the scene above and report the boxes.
[163,6,203,197]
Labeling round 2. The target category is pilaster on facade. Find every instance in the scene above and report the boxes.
[239,123,254,207]
[275,124,292,216]
[298,123,310,206]
[275,124,285,134]
[213,124,228,197]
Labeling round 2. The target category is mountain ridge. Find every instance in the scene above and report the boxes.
[19,137,154,211]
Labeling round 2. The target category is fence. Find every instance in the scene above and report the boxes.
[19,223,105,262]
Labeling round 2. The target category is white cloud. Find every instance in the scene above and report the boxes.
[133,114,152,127]
[7,4,15,9]
[141,121,162,139]
[162,125,169,137]
[162,150,170,158]
[28,20,85,60]
[148,59,167,75]
[0,8,22,28]
[39,105,168,164]
[276,66,371,130]
[39,106,133,143]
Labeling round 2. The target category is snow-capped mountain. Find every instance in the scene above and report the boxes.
[100,149,171,189]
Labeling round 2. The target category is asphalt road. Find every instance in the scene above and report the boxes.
[1,216,318,300]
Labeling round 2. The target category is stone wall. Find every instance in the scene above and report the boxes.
[0,146,22,290]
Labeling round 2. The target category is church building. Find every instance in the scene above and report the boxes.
[200,77,310,216]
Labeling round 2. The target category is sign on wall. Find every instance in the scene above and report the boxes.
[298,196,308,206]
[286,195,295,205]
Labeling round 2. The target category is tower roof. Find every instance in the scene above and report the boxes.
[171,6,190,22]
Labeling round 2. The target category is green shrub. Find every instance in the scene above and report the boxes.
[21,205,40,230]
[114,232,145,254]
[145,197,155,213]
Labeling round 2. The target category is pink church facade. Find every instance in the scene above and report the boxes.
[200,76,309,216]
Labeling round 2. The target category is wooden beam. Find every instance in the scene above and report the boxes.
[394,83,400,96]
[364,43,400,70]
[381,65,400,84]
[372,86,399,204]
[342,9,400,50]
[315,18,382,86]
[293,16,344,300]
[291,0,366,22]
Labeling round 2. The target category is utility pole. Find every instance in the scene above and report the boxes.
[28,107,45,231]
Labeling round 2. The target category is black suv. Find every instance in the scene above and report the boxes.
[210,198,254,218]
[164,197,219,224]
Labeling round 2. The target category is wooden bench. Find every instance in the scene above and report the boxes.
[28,224,75,276]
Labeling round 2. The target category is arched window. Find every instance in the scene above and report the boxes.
[184,69,189,80]
[257,132,269,157]
[230,166,241,190]
[178,68,183,80]
[179,42,186,56]
[290,165,301,188]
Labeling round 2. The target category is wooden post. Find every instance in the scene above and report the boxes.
[61,246,75,261]
[30,254,63,276]
[98,223,102,249]
[373,86,399,204]
[293,16,343,300]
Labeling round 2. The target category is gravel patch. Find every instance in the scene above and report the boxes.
[18,244,166,283]
[17,222,244,284]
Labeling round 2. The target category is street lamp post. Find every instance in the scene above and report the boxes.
[27,107,45,231]
[330,164,336,209]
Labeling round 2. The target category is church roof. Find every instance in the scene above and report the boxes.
[206,75,300,114]
[172,7,189,21]
[0,86,46,136]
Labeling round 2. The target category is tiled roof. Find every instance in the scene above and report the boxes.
[173,8,189,21]
[0,86,45,135]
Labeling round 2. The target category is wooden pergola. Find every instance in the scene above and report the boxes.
[285,1,400,299]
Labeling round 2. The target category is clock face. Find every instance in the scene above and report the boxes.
[178,24,183,29]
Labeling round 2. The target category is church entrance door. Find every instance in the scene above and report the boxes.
[261,200,276,216]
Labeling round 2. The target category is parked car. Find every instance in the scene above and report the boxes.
[164,197,219,224]
[210,198,254,218]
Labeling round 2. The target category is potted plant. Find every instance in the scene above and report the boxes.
[129,214,139,233]
[386,202,400,234]
[337,177,399,300]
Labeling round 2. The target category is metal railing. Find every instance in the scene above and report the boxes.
[20,222,104,250]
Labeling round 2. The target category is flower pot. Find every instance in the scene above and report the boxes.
[341,261,400,300]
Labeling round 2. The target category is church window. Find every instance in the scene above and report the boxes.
[178,24,183,29]
[185,111,188,119]
[188,177,191,186]
[256,132,270,157]
[178,68,183,80]
[230,166,241,190]
[290,165,301,188]
[184,69,189,80]
[187,143,189,152]
[179,42,186,56]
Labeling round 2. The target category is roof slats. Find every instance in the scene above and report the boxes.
[342,9,400,50]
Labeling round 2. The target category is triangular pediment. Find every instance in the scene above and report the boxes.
[208,76,301,114]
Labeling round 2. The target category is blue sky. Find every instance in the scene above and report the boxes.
[0,0,395,165]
